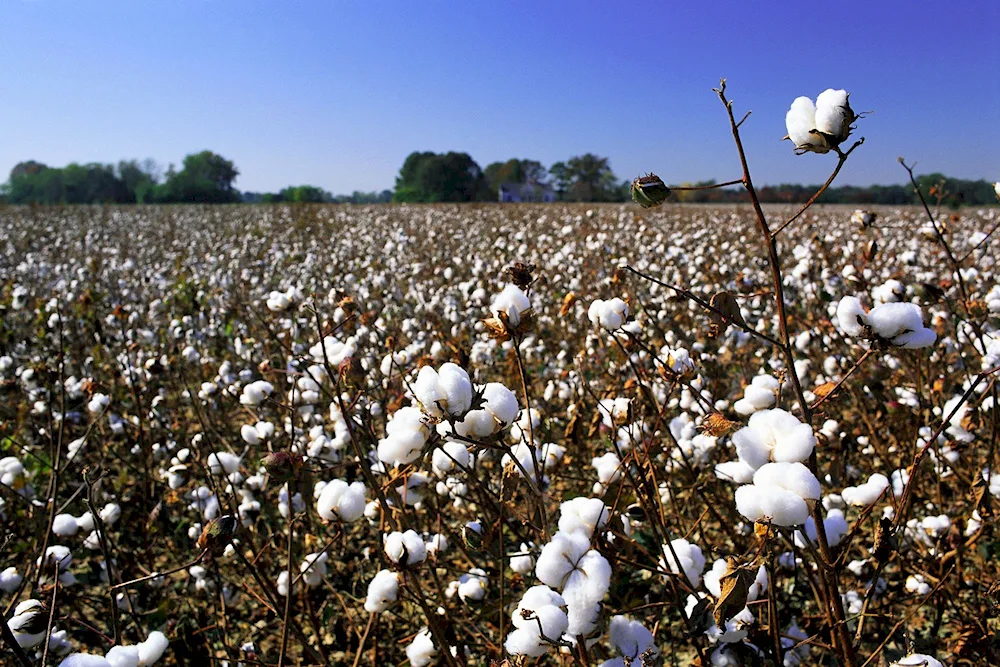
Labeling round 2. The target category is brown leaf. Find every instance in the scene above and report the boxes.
[872,517,897,563]
[813,381,839,400]
[971,474,993,518]
[559,291,578,317]
[714,558,757,628]
[707,292,745,338]
[701,413,738,438]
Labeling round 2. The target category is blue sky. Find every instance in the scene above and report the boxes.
[1,0,998,193]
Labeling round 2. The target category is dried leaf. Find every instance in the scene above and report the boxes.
[685,596,713,636]
[701,413,738,438]
[714,558,757,627]
[872,516,897,563]
[971,474,993,518]
[813,381,839,400]
[707,291,745,338]
[559,291,578,317]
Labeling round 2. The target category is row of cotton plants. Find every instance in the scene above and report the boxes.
[1,88,998,665]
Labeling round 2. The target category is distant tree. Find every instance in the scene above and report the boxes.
[155,151,240,203]
[279,185,330,203]
[393,151,488,202]
[549,161,570,200]
[559,154,619,202]
[117,159,160,203]
[484,158,549,197]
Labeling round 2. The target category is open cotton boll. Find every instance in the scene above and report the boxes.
[867,302,925,338]
[814,89,852,143]
[753,462,821,501]
[660,538,706,588]
[300,552,329,587]
[598,397,632,428]
[59,656,112,667]
[9,599,48,648]
[384,529,427,566]
[796,508,848,548]
[412,366,447,418]
[239,380,273,406]
[0,566,23,592]
[785,96,828,153]
[454,409,499,438]
[505,585,569,657]
[207,451,241,476]
[536,531,591,587]
[482,382,520,427]
[490,284,531,327]
[605,615,658,666]
[889,655,943,667]
[836,296,868,337]
[436,363,473,416]
[592,452,622,492]
[733,375,778,416]
[735,484,811,527]
[377,406,429,466]
[450,568,488,602]
[557,497,609,538]
[588,298,629,330]
[364,569,400,613]
[105,645,140,667]
[714,460,757,484]
[431,441,471,476]
[240,424,260,446]
[316,480,367,523]
[404,629,437,667]
[509,543,535,575]
[561,551,612,637]
[842,473,889,506]
[53,513,81,536]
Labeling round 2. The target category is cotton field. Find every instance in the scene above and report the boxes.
[0,198,998,666]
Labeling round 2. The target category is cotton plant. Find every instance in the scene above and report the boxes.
[588,297,629,331]
[785,88,858,154]
[733,374,779,416]
[535,529,612,640]
[836,296,936,349]
[504,585,569,657]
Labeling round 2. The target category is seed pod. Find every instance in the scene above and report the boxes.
[262,451,303,483]
[197,515,239,555]
[630,173,672,208]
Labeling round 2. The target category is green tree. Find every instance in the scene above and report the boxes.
[156,151,240,203]
[483,158,548,197]
[393,151,488,202]
[561,153,619,202]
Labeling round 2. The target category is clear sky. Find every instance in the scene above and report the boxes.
[1,0,998,194]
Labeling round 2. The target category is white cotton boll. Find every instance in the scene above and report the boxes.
[482,382,519,427]
[814,89,851,142]
[753,462,821,501]
[715,460,757,484]
[836,296,868,336]
[558,497,609,538]
[53,513,81,536]
[384,529,427,566]
[135,640,170,667]
[106,646,140,667]
[890,655,943,667]
[732,427,770,471]
[796,509,848,548]
[0,566,23,592]
[377,428,426,466]
[58,656,113,667]
[207,451,241,476]
[893,327,937,349]
[300,552,329,587]
[412,365,446,418]
[536,531,591,588]
[506,586,569,657]
[607,615,658,663]
[660,538,706,588]
[316,480,367,523]
[10,599,47,648]
[510,543,534,575]
[364,569,400,612]
[404,629,437,667]
[455,409,498,438]
[240,380,273,406]
[240,424,260,446]
[592,452,622,490]
[88,393,110,415]
[842,473,889,506]
[426,533,448,556]
[437,363,473,416]
[735,484,810,527]
[598,398,632,428]
[432,441,470,476]
[490,284,531,327]
[454,568,488,602]
[785,96,827,153]
[562,552,611,637]
[867,302,923,337]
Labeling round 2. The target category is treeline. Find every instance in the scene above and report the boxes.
[3,152,240,204]
[241,187,393,204]
[675,175,998,207]
[393,152,626,202]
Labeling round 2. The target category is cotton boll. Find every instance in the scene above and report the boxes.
[505,585,568,657]
[106,646,140,667]
[53,513,81,536]
[404,629,437,667]
[509,543,535,575]
[431,441,470,476]
[58,655,113,667]
[437,363,473,416]
[364,569,400,613]
[607,615,658,663]
[9,599,48,648]
[736,484,810,527]
[316,480,367,523]
[714,460,757,484]
[796,509,848,548]
[785,96,827,153]
[240,424,260,446]
[753,462,821,501]
[841,473,889,506]
[482,383,519,427]
[836,296,868,336]
[867,302,925,339]
[889,655,943,667]
[660,538,706,588]
[207,451,241,476]
[557,497,609,538]
[490,284,531,327]
[814,89,852,144]
[592,452,622,492]
[536,531,591,588]
[0,566,23,592]
[732,427,770,471]
[384,529,427,566]
[412,365,446,418]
